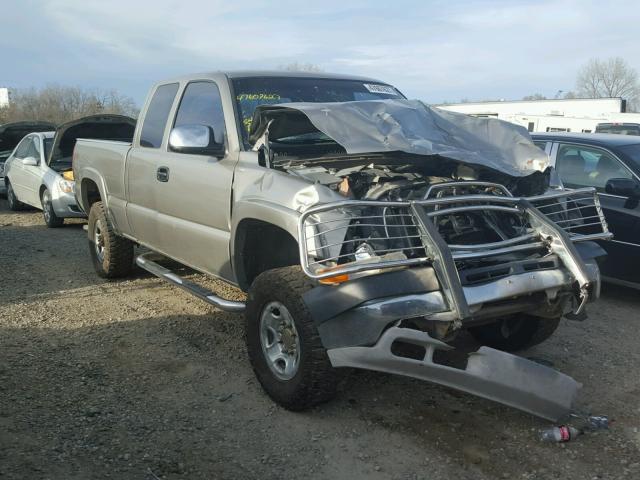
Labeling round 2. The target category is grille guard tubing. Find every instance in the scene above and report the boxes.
[298,187,611,320]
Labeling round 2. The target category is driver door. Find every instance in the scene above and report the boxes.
[154,80,235,278]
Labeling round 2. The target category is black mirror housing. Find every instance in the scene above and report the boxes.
[605,177,640,198]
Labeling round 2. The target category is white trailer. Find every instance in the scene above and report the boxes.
[435,98,640,133]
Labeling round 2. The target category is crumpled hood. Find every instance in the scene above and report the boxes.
[249,99,549,178]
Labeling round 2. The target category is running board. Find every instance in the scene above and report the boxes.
[135,253,246,313]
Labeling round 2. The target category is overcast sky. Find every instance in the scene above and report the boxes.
[1,0,638,106]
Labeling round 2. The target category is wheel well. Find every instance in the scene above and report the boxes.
[234,219,300,291]
[39,184,47,200]
[81,179,101,211]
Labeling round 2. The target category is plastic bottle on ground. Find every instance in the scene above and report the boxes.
[539,425,581,442]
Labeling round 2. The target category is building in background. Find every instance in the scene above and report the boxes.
[435,97,640,133]
[0,88,9,108]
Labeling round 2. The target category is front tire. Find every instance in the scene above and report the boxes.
[41,189,64,228]
[6,181,23,211]
[245,266,337,410]
[87,201,134,278]
[468,315,561,351]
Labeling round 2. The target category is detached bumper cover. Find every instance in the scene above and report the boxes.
[328,327,581,421]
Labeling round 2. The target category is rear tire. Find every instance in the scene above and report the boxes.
[245,266,337,410]
[41,189,64,228]
[6,181,23,211]
[468,315,561,351]
[87,201,133,278]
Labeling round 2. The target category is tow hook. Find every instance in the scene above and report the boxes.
[565,286,589,320]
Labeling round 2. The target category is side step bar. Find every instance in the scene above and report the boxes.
[135,253,246,313]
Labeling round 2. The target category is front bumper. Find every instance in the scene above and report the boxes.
[304,258,599,422]
[328,326,581,421]
[299,187,609,420]
[300,188,609,337]
[306,256,601,350]
[51,188,86,218]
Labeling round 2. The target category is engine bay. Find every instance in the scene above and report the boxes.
[278,156,548,269]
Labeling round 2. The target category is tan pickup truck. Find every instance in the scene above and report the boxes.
[73,71,612,420]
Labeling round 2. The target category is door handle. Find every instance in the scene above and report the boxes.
[156,166,170,182]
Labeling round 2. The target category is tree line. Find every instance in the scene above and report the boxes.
[3,57,638,125]
[0,85,138,125]
[523,57,639,110]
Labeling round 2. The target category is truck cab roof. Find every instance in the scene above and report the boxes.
[156,70,389,85]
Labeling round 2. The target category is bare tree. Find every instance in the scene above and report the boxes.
[576,57,640,110]
[0,85,138,124]
[522,93,547,101]
[277,62,324,73]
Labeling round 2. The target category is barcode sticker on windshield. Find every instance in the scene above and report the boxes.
[363,83,397,95]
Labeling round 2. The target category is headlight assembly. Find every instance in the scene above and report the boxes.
[58,178,75,194]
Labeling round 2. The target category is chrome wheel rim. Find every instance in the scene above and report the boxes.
[94,219,105,262]
[42,191,51,222]
[259,301,300,380]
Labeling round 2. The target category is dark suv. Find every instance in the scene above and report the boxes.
[532,132,640,287]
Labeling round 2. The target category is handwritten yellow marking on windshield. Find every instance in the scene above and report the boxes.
[236,93,281,101]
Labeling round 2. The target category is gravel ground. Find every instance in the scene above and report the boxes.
[1,198,639,480]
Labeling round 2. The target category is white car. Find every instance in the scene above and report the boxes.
[4,131,84,226]
[4,114,136,227]
[1,121,55,196]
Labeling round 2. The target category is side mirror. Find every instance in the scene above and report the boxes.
[21,156,38,166]
[168,124,225,157]
[605,178,640,198]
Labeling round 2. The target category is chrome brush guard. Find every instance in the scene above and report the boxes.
[298,186,611,319]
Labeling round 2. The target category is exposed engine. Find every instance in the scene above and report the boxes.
[285,160,531,252]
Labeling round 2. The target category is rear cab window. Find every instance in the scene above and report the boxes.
[140,83,180,148]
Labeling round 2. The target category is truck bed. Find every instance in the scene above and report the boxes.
[73,138,133,214]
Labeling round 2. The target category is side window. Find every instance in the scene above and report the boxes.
[174,81,226,146]
[13,136,32,159]
[556,143,633,191]
[26,137,40,161]
[140,83,179,148]
[533,140,547,151]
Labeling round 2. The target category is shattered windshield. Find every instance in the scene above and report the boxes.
[232,77,403,146]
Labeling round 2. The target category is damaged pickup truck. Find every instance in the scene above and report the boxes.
[73,72,611,421]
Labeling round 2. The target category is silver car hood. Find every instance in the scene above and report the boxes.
[249,99,549,178]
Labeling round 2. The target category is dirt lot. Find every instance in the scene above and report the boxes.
[0,199,639,480]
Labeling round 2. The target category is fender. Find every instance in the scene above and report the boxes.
[230,199,301,284]
[77,166,131,233]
